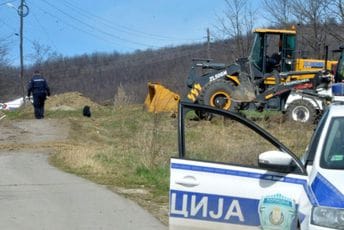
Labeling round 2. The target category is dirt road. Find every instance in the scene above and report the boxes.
[0,119,167,230]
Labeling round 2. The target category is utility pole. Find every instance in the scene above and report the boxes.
[17,0,29,101]
[206,28,211,59]
[19,0,24,101]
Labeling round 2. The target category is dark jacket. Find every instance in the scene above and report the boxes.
[27,74,50,97]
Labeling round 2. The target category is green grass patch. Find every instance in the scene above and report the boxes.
[240,109,281,120]
[135,165,170,194]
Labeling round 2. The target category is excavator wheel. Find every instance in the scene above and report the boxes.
[196,79,236,119]
[286,99,317,124]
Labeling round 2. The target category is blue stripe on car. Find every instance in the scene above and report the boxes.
[172,163,306,184]
[311,173,344,208]
[170,189,261,226]
[171,163,318,206]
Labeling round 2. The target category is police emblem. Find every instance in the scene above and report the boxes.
[258,193,296,230]
[269,207,284,225]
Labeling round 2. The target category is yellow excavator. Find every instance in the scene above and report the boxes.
[145,27,337,121]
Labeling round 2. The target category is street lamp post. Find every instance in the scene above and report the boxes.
[18,0,29,102]
[7,1,30,101]
[19,0,24,101]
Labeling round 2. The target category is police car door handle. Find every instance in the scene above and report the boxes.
[175,175,199,187]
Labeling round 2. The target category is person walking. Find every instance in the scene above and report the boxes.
[27,70,50,119]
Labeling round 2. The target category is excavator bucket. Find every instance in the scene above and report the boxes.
[144,83,180,113]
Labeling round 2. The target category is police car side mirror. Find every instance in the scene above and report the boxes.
[258,150,295,173]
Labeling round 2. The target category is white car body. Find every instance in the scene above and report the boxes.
[170,102,344,229]
[284,89,330,112]
[0,97,31,110]
[284,83,344,114]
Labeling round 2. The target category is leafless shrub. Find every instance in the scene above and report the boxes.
[113,83,131,109]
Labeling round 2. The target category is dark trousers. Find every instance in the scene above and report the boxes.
[33,93,46,119]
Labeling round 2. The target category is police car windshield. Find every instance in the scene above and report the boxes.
[321,117,344,169]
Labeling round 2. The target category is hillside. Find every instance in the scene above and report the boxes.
[0,41,232,103]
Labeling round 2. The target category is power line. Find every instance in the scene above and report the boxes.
[30,8,58,51]
[0,16,47,65]
[0,17,37,45]
[0,0,18,7]
[0,33,15,41]
[29,1,141,51]
[37,0,159,49]
[59,0,202,42]
[6,0,207,65]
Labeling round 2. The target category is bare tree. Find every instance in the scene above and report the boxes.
[0,46,8,67]
[290,0,330,58]
[215,0,257,58]
[329,0,344,23]
[263,0,293,27]
[29,41,55,66]
[322,0,344,43]
[339,0,344,21]
[0,38,9,67]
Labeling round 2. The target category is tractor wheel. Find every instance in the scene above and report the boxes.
[286,100,317,124]
[199,79,236,110]
[196,79,236,119]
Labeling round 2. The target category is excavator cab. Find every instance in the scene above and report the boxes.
[248,28,336,87]
[249,28,296,78]
[335,46,344,82]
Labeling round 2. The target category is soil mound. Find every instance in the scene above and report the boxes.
[20,92,101,114]
[46,92,100,111]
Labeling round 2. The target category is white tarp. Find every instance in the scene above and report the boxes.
[0,97,29,110]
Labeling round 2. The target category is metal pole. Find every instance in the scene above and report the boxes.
[178,103,185,158]
[207,28,210,59]
[19,0,25,101]
[324,45,328,71]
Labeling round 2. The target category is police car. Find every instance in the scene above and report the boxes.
[169,101,344,229]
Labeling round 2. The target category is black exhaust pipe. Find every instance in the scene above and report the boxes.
[325,45,328,72]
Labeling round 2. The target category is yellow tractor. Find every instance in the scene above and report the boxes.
[144,27,337,122]
[185,27,337,121]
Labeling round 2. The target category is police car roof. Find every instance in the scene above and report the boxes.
[327,103,344,117]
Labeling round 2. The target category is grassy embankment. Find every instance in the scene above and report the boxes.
[2,93,316,224]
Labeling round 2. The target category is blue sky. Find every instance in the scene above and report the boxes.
[0,0,265,66]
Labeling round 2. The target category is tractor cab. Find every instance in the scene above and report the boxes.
[335,46,344,83]
[248,28,336,88]
[249,28,296,78]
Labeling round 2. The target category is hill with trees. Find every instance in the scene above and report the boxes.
[0,41,234,103]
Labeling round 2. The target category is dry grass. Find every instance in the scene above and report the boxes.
[183,117,314,166]
[113,84,132,110]
[55,145,106,173]
[134,113,177,168]
[4,112,315,225]
[50,104,314,225]
[259,120,314,155]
